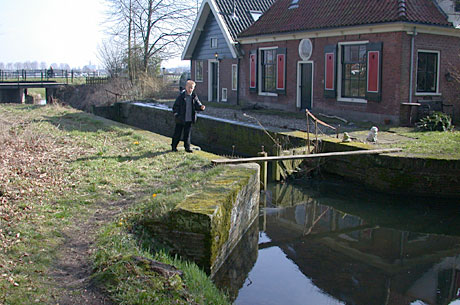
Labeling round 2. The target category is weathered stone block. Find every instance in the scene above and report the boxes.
[144,163,260,276]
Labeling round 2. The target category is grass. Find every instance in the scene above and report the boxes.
[0,104,230,304]
[383,127,460,159]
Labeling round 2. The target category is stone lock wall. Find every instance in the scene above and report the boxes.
[93,101,308,156]
[140,163,260,276]
[320,139,460,198]
[93,101,460,198]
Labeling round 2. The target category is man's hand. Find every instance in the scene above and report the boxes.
[200,105,205,111]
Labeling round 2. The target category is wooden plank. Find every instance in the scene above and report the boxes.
[211,148,402,165]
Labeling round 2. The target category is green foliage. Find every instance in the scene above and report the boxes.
[416,111,453,132]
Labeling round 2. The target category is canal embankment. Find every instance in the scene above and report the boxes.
[2,104,258,304]
[93,101,460,198]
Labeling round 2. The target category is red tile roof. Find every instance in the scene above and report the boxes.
[239,0,451,38]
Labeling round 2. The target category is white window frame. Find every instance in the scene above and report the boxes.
[211,37,218,49]
[222,88,228,102]
[195,60,203,82]
[232,64,238,91]
[337,40,369,104]
[415,49,441,96]
[258,47,278,97]
[296,60,314,108]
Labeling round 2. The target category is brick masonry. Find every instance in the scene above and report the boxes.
[237,31,460,125]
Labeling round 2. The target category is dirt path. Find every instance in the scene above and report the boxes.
[50,199,130,305]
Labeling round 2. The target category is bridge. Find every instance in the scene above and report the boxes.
[0,69,74,103]
[0,69,107,103]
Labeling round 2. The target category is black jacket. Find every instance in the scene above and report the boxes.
[172,91,204,124]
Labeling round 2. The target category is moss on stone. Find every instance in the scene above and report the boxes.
[149,164,259,273]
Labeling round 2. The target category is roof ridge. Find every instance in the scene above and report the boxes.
[398,0,407,20]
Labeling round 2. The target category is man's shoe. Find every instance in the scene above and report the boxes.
[185,149,193,153]
[172,148,178,152]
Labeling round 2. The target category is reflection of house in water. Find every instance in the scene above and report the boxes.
[259,185,460,305]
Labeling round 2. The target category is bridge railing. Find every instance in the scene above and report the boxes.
[0,69,106,84]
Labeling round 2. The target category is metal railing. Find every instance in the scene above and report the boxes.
[0,69,106,84]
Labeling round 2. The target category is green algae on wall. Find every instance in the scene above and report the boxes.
[142,163,260,276]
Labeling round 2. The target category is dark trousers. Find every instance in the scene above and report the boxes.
[172,122,192,150]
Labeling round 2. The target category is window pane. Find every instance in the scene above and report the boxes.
[341,44,367,98]
[196,61,203,81]
[359,79,366,96]
[350,45,359,62]
[342,79,349,96]
[359,45,367,62]
[426,54,436,72]
[262,49,276,93]
[417,52,438,92]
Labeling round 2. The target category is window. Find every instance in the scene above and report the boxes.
[289,0,299,9]
[416,51,439,93]
[250,10,262,21]
[456,0,460,12]
[261,49,277,93]
[232,64,237,90]
[211,38,218,49]
[195,61,203,82]
[341,44,367,98]
[222,88,228,102]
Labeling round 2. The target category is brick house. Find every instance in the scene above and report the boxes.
[182,0,274,104]
[236,0,460,124]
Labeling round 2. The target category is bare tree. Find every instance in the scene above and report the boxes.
[104,0,195,76]
[97,39,126,77]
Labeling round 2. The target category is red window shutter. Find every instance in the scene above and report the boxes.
[367,51,379,92]
[249,50,257,91]
[324,45,337,98]
[276,48,286,94]
[325,53,334,90]
[366,42,383,102]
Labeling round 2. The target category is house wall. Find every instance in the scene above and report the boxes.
[413,32,460,119]
[192,57,239,104]
[190,11,239,104]
[192,12,233,60]
[239,30,460,124]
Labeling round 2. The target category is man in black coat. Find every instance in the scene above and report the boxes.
[171,80,205,152]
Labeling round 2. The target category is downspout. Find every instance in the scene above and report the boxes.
[409,26,417,103]
[237,57,240,105]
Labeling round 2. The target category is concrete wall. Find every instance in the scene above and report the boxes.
[0,88,24,103]
[93,101,460,198]
[320,139,460,198]
[93,101,308,156]
[141,163,260,276]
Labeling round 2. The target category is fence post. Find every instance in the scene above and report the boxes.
[258,147,268,191]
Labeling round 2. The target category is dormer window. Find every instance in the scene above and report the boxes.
[289,0,299,9]
[250,10,262,21]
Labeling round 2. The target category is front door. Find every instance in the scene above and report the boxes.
[211,62,218,101]
[300,62,313,110]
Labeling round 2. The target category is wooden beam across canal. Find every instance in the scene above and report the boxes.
[211,148,402,165]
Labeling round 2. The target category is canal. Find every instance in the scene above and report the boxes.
[213,175,460,305]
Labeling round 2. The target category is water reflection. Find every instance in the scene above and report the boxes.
[213,178,460,305]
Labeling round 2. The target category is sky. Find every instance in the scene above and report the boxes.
[0,0,187,69]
